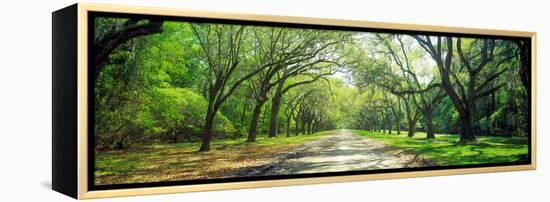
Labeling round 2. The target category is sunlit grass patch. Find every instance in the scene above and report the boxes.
[352,130,529,166]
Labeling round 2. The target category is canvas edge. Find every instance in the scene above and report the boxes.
[51,3,79,199]
[74,3,537,199]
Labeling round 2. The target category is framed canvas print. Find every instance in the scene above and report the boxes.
[52,3,536,199]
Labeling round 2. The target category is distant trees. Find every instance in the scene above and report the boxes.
[244,28,347,141]
[266,31,354,138]
[376,34,445,138]
[294,81,338,134]
[382,93,401,135]
[281,90,312,137]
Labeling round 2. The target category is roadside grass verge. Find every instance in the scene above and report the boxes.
[95,130,333,185]
[352,130,529,166]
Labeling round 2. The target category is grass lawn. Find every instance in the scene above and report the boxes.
[352,130,529,166]
[95,131,333,185]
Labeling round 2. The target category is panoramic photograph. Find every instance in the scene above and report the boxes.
[92,16,530,186]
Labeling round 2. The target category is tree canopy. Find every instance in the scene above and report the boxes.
[93,17,529,152]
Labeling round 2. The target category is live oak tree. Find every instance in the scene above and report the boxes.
[411,35,516,142]
[400,93,422,137]
[191,24,267,151]
[377,34,445,138]
[244,27,285,141]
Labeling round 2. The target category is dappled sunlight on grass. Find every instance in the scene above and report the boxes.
[95,131,332,185]
[352,130,529,166]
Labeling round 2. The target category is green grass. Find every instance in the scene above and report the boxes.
[95,131,333,184]
[352,130,529,166]
[148,130,333,149]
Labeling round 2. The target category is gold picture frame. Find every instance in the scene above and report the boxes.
[52,3,536,199]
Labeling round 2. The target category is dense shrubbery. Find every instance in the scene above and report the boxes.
[96,86,236,150]
[152,88,235,142]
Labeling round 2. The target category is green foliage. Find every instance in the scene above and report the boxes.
[94,19,234,149]
[93,16,528,151]
[155,88,235,139]
[91,16,531,186]
[432,97,459,134]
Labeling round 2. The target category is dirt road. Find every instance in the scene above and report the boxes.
[238,129,431,176]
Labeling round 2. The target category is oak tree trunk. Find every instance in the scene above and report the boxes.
[293,116,300,135]
[407,120,417,138]
[286,115,292,137]
[458,111,476,142]
[199,106,216,152]
[397,97,402,135]
[269,85,284,138]
[424,109,435,139]
[396,118,401,135]
[247,102,264,142]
